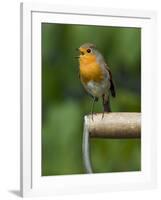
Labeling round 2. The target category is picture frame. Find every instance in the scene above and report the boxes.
[20,2,157,197]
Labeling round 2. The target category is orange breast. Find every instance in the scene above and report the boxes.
[79,55,103,83]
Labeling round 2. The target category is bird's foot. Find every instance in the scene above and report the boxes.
[101,112,105,119]
[91,112,98,121]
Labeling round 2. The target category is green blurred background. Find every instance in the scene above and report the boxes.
[42,23,141,176]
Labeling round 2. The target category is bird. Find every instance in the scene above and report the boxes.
[77,43,116,120]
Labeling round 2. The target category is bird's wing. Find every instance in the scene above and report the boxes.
[104,64,116,97]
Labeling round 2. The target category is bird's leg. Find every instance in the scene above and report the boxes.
[102,95,105,119]
[102,94,111,119]
[91,97,96,121]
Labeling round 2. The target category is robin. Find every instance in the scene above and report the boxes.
[77,43,116,119]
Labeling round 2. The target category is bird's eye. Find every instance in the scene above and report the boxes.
[87,48,91,53]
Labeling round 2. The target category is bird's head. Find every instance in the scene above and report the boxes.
[76,43,105,65]
[76,43,98,64]
[78,43,96,56]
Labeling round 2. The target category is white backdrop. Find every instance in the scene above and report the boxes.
[0,0,160,199]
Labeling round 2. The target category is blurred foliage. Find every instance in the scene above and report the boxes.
[42,23,141,176]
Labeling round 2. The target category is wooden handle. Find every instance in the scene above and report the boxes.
[86,112,141,138]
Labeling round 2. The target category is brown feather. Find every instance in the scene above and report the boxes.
[105,64,116,97]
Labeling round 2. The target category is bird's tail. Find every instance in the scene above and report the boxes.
[103,96,111,112]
